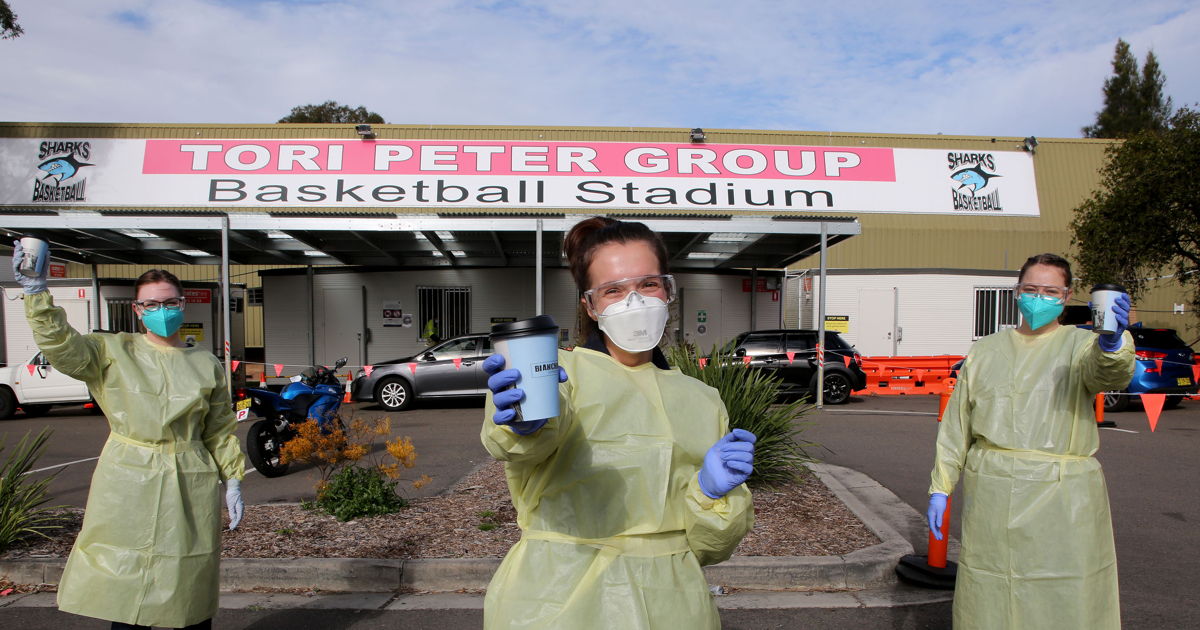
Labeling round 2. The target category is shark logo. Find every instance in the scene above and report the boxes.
[950,165,1000,193]
[37,154,93,184]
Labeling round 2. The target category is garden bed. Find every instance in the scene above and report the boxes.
[2,460,879,561]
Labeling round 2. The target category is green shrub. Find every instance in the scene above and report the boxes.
[315,465,406,522]
[667,344,817,487]
[0,428,65,552]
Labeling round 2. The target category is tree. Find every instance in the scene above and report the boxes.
[278,101,385,124]
[1,0,23,39]
[1082,39,1173,138]
[1070,108,1200,316]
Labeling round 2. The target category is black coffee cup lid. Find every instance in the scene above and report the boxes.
[1091,283,1126,292]
[491,315,559,339]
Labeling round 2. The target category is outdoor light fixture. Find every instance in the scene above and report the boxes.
[690,128,706,143]
[1022,136,1038,154]
[355,124,375,138]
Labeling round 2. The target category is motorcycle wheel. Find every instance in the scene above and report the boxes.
[246,419,290,478]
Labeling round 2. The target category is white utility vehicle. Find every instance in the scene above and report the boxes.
[0,352,92,419]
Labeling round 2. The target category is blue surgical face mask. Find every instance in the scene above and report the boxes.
[1016,293,1064,331]
[141,308,185,337]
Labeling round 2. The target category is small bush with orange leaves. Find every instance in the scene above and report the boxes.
[279,415,431,521]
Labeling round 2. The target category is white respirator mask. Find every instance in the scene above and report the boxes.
[596,291,669,353]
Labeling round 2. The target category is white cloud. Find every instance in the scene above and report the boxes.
[1,1,1196,138]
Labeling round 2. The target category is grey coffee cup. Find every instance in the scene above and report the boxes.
[17,237,48,278]
[1090,283,1126,335]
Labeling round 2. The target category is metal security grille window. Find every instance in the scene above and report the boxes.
[974,286,1018,339]
[417,287,471,340]
[106,298,140,333]
[247,287,263,306]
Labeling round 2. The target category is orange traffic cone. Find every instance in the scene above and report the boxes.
[258,369,267,389]
[343,372,353,404]
[1096,392,1116,428]
[896,494,957,589]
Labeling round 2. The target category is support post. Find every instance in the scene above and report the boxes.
[816,223,828,408]
[221,216,232,397]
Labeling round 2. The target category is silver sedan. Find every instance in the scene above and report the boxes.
[351,334,493,411]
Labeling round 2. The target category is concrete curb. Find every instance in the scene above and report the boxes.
[0,463,917,594]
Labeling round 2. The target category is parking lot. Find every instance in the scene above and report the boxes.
[1,399,493,508]
[2,393,1197,629]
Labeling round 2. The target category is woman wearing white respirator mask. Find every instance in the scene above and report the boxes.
[480,217,756,629]
[13,250,245,630]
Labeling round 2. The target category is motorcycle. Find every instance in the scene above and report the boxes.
[235,357,348,478]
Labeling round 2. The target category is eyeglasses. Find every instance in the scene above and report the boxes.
[583,274,676,312]
[134,297,186,312]
[1015,283,1068,303]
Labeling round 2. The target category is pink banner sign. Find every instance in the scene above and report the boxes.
[143,140,897,181]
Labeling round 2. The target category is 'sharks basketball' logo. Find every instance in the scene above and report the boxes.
[32,141,93,202]
[947,152,1003,212]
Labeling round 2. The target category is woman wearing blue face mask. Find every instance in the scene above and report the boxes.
[478,217,755,629]
[13,245,244,630]
[926,253,1134,629]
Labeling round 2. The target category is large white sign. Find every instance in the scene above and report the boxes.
[0,138,1039,215]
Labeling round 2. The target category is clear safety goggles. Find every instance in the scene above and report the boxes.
[1015,283,1068,304]
[583,274,676,312]
[134,297,186,312]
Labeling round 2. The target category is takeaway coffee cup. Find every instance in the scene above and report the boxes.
[1090,283,1126,335]
[16,236,48,278]
[490,315,561,423]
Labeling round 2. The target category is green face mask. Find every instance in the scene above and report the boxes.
[142,307,184,337]
[1017,293,1064,330]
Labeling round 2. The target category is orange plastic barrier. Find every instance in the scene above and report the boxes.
[859,356,965,396]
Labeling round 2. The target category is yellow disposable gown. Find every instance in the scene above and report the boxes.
[25,291,245,628]
[481,346,753,629]
[930,325,1134,630]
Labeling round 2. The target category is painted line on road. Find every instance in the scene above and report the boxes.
[822,409,938,416]
[1101,427,1140,434]
[22,456,99,476]
[25,456,265,477]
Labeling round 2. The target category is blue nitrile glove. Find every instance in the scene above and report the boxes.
[927,493,947,541]
[10,240,49,295]
[225,478,244,530]
[482,353,567,435]
[697,428,757,499]
[1096,293,1131,352]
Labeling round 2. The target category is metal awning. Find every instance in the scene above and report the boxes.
[1,211,859,270]
[2,210,859,406]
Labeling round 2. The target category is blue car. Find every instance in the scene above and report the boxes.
[1103,327,1197,412]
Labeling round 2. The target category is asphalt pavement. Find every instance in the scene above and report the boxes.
[806,394,1200,630]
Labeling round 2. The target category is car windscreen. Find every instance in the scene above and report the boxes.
[739,334,782,355]
[1130,329,1189,349]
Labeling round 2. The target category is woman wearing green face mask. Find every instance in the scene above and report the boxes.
[18,260,245,630]
[925,253,1134,629]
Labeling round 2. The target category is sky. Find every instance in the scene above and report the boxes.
[1,1,1198,139]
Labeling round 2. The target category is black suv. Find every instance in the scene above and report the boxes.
[721,330,867,404]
